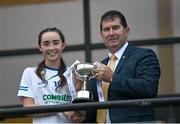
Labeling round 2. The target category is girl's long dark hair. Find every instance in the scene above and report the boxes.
[36,27,67,91]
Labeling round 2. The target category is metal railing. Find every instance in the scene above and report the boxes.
[0,96,180,122]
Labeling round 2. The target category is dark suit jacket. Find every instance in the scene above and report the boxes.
[85,44,161,123]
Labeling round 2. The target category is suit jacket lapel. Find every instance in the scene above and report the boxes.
[114,45,134,73]
[102,56,109,65]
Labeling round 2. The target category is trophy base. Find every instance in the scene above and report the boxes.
[72,98,93,103]
[72,90,93,103]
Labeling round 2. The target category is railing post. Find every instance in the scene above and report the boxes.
[167,104,176,122]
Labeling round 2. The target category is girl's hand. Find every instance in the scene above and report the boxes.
[64,111,86,123]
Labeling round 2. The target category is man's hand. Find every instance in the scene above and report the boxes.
[93,63,113,82]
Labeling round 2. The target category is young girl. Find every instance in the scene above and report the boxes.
[17,27,84,123]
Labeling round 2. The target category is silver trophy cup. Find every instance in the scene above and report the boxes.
[72,63,95,103]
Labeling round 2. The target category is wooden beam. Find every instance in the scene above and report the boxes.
[157,0,174,94]
[0,0,73,6]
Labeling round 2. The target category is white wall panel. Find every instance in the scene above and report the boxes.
[90,0,159,44]
[172,0,180,37]
[63,51,85,66]
[0,0,83,50]
[92,49,108,63]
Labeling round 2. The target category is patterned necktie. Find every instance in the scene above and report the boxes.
[97,54,117,123]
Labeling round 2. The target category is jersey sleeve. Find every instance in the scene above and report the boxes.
[17,67,34,98]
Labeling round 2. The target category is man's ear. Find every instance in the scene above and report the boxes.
[125,26,130,36]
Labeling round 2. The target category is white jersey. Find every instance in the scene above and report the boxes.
[17,66,72,123]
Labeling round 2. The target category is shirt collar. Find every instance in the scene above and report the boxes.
[108,42,128,60]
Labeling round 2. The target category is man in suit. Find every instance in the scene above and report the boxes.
[85,10,161,123]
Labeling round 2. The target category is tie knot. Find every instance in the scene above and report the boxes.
[111,54,117,61]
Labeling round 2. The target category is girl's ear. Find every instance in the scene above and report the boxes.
[62,42,66,50]
[38,44,42,52]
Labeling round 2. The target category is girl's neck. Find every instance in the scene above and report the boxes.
[45,60,60,69]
